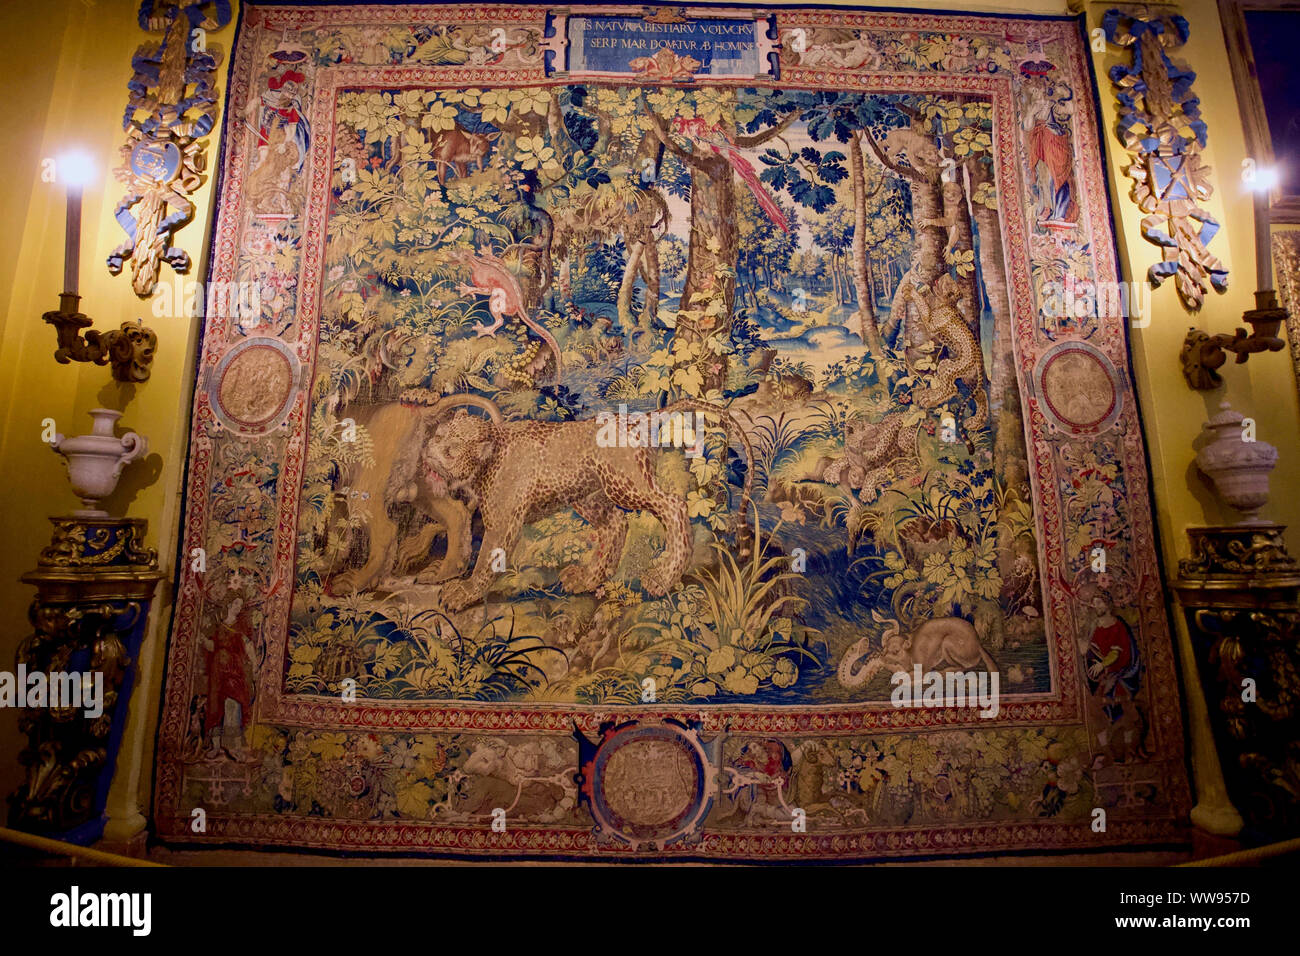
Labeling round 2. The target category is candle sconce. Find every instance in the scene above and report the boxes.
[44,152,157,383]
[1179,290,1288,390]
[42,293,157,383]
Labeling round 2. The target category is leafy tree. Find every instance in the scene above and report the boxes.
[635,87,801,394]
[736,190,798,308]
[659,235,688,293]
[807,205,856,308]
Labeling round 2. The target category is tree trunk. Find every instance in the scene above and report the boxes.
[641,106,798,393]
[593,112,613,156]
[559,256,572,307]
[547,94,564,146]
[909,175,946,283]
[888,171,944,345]
[849,132,884,354]
[967,157,1026,650]
[967,159,1020,465]
[676,152,738,391]
[950,178,980,335]
[639,238,660,329]
[618,241,644,331]
[679,151,737,311]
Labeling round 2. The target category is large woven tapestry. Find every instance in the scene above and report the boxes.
[155,2,1191,860]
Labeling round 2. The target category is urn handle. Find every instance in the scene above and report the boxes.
[115,431,148,476]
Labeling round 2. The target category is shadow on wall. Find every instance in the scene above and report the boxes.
[101,452,165,519]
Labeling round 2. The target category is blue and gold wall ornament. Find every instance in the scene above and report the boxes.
[108,1,232,297]
[1103,8,1228,311]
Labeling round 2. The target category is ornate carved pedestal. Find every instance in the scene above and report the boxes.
[1172,524,1300,842]
[9,517,162,845]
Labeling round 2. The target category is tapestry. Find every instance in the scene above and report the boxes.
[1271,230,1300,399]
[155,2,1191,860]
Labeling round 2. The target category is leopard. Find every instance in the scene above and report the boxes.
[419,394,753,611]
[815,411,922,503]
[904,273,989,441]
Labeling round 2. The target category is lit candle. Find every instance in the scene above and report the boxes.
[1255,186,1272,292]
[57,152,94,300]
[64,181,81,297]
[1250,165,1281,294]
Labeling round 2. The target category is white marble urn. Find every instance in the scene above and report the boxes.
[1194,400,1277,524]
[51,408,148,518]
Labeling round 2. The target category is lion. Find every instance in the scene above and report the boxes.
[324,401,475,595]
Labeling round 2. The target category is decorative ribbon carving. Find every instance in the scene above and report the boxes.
[1104,8,1228,311]
[107,1,231,296]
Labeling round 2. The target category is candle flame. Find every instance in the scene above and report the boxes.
[1250,165,1281,192]
[57,151,95,188]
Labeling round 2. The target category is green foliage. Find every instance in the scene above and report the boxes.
[857,464,1004,616]
[288,596,559,702]
[821,353,880,392]
[743,411,809,497]
[614,515,816,700]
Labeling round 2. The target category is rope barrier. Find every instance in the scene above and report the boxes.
[0,826,165,867]
[1178,836,1300,867]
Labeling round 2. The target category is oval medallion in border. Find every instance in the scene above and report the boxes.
[1033,340,1122,434]
[587,722,714,851]
[210,337,299,434]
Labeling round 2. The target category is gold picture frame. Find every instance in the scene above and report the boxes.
[1270,229,1300,394]
[1221,0,1300,222]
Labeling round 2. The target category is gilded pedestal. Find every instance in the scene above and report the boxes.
[9,517,162,844]
[1172,524,1300,842]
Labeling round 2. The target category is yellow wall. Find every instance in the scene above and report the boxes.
[0,0,1294,833]
[0,0,230,809]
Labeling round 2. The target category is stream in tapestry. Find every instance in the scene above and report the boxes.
[286,84,1053,705]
